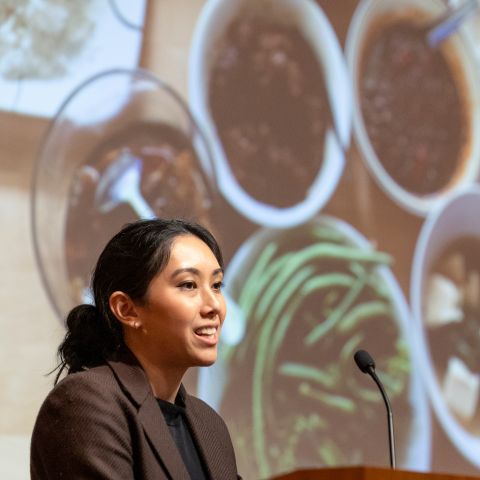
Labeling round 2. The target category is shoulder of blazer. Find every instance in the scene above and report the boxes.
[43,351,151,413]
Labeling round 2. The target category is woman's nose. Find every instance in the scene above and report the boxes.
[200,288,222,318]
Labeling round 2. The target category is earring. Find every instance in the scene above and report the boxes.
[134,321,140,329]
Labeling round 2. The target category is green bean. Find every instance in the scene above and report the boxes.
[357,387,382,403]
[312,225,346,243]
[251,272,306,476]
[318,440,343,466]
[350,261,367,278]
[257,268,316,432]
[261,267,316,376]
[339,332,365,362]
[234,249,291,362]
[239,244,290,319]
[238,242,277,314]
[293,413,325,433]
[304,271,370,346]
[299,382,356,412]
[337,301,392,333]
[287,242,391,267]
[301,272,354,296]
[278,362,338,389]
[253,242,390,324]
[267,273,356,374]
[255,260,314,320]
[387,350,410,375]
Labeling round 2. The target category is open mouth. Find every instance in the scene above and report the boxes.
[195,326,218,339]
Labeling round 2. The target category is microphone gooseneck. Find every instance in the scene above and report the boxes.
[354,349,396,470]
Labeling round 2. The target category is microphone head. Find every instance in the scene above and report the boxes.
[354,349,376,374]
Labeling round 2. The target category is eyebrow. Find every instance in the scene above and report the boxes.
[170,267,224,279]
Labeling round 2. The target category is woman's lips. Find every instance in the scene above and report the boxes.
[194,326,219,345]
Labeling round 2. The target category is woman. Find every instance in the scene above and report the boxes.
[31,218,241,479]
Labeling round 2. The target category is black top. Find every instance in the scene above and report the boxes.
[157,396,208,480]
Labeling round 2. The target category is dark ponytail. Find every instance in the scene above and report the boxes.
[55,304,123,383]
[54,218,223,383]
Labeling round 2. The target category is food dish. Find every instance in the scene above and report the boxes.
[411,185,480,466]
[0,0,146,118]
[189,0,351,227]
[212,216,430,479]
[346,0,480,216]
[32,68,216,319]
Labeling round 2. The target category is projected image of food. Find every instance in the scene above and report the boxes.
[65,122,213,302]
[424,235,480,433]
[209,13,331,207]
[359,17,469,195]
[220,218,420,479]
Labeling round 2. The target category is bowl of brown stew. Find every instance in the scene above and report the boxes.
[346,0,480,216]
[189,0,352,228]
[411,186,480,465]
[32,68,217,320]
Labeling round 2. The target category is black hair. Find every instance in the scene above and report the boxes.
[55,218,223,383]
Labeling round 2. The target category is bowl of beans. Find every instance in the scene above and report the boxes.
[189,0,352,228]
[346,0,480,216]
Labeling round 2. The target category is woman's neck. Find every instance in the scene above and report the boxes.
[127,344,187,402]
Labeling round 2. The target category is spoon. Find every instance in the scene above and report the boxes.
[94,149,156,219]
[427,0,479,47]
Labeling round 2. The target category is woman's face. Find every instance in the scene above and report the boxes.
[133,234,226,370]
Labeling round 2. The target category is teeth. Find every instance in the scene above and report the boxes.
[196,327,216,336]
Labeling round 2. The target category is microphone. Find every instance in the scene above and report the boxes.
[354,349,396,469]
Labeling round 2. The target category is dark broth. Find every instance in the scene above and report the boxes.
[360,19,468,195]
[209,15,331,207]
[65,122,213,302]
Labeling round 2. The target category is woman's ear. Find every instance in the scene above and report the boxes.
[109,291,141,330]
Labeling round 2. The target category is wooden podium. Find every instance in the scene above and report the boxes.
[271,466,480,480]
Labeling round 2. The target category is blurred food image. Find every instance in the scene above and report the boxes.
[425,235,480,430]
[66,121,214,303]
[209,12,331,207]
[0,0,97,80]
[220,218,427,479]
[359,15,468,196]
[6,0,480,477]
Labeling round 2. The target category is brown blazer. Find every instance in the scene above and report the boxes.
[30,353,240,479]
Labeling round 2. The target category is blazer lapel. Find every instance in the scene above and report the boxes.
[108,354,190,480]
[138,395,190,480]
[183,388,226,480]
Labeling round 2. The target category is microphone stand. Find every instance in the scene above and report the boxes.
[367,366,396,470]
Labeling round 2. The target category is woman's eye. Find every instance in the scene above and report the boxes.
[179,281,196,290]
[213,281,224,291]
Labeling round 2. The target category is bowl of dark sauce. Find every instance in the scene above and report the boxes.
[346,0,480,216]
[189,0,352,227]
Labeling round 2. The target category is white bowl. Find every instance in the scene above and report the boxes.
[411,185,480,466]
[31,68,216,320]
[204,216,431,472]
[346,0,480,216]
[189,0,352,228]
